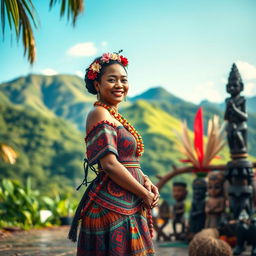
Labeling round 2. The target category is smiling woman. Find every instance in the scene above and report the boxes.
[68,51,159,256]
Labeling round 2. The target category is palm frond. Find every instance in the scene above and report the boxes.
[49,0,84,26]
[1,0,38,64]
[1,0,84,64]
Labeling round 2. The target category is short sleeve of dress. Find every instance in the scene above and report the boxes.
[85,121,118,165]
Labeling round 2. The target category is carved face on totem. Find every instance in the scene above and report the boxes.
[226,64,244,97]
[192,178,207,201]
[207,172,225,198]
[226,80,243,97]
[172,182,187,202]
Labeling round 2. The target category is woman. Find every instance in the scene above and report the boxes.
[69,51,159,256]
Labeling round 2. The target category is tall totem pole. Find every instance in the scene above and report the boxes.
[224,63,256,256]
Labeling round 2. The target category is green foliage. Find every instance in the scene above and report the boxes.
[0,178,77,229]
[41,193,77,224]
[0,103,86,198]
[0,178,41,229]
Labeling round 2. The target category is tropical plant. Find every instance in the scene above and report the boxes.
[0,178,77,229]
[175,107,226,175]
[0,0,84,64]
[0,178,41,229]
[41,193,77,223]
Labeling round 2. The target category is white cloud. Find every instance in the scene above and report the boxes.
[236,61,256,80]
[220,77,227,84]
[75,70,84,78]
[244,82,256,96]
[185,81,224,104]
[41,68,58,76]
[67,42,97,57]
[101,41,108,47]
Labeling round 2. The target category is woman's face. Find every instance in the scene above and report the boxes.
[94,64,129,106]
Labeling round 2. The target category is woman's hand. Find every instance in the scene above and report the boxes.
[143,175,160,208]
[142,190,156,209]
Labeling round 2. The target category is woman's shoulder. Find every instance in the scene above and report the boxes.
[86,107,116,135]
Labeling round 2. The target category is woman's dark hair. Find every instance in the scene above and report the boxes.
[84,57,127,95]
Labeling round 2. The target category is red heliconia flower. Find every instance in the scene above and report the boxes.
[120,56,128,66]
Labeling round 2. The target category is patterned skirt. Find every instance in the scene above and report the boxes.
[77,201,155,256]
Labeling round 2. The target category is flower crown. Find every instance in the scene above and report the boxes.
[87,51,129,80]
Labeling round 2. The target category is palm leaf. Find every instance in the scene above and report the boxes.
[1,0,38,63]
[49,0,84,26]
[1,0,84,64]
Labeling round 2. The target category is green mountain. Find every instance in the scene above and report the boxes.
[1,74,255,203]
[130,86,184,104]
[130,87,256,156]
[247,96,256,113]
[0,103,87,198]
[130,87,223,131]
[0,74,95,131]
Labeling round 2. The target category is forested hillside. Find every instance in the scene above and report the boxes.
[0,103,86,198]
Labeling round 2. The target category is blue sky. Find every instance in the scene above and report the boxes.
[1,0,256,103]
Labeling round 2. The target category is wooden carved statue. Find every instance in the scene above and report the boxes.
[205,171,225,228]
[172,181,187,239]
[189,178,207,235]
[224,64,256,256]
[224,63,248,157]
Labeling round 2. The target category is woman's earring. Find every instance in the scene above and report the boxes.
[97,91,100,100]
[124,96,127,102]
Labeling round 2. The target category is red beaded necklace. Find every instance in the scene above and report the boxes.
[94,101,144,157]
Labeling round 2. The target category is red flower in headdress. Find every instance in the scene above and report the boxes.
[87,70,98,80]
[120,56,128,66]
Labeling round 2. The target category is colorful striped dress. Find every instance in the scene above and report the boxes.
[76,121,155,256]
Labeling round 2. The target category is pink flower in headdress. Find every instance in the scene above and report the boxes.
[101,53,112,63]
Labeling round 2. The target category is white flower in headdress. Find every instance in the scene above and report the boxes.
[91,62,101,72]
[111,53,121,62]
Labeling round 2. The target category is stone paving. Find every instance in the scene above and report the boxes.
[0,226,188,256]
[0,226,252,256]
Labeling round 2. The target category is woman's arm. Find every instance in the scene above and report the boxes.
[100,153,156,208]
